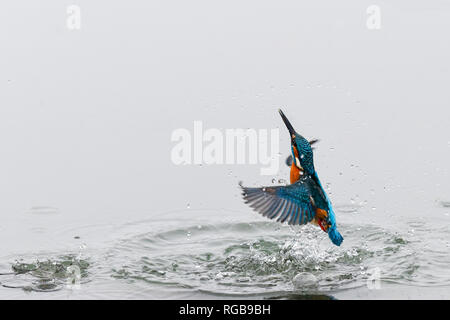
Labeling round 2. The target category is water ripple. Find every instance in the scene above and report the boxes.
[107,216,446,296]
[2,209,450,298]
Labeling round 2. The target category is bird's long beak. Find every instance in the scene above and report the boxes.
[278,109,296,139]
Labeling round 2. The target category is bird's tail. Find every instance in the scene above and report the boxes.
[328,226,343,246]
[313,172,344,246]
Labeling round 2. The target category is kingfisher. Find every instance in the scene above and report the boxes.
[240,109,343,246]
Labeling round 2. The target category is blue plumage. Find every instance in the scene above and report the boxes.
[240,109,344,246]
[313,172,343,246]
[241,177,317,226]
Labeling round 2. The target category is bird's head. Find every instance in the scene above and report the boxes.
[279,109,316,175]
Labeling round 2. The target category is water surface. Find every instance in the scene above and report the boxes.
[1,203,449,299]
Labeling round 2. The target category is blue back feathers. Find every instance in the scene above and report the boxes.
[313,172,343,246]
[293,135,315,175]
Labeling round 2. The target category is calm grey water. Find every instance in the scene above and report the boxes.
[0,1,450,299]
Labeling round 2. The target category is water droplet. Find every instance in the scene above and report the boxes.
[215,272,224,280]
[187,203,191,209]
[293,273,318,290]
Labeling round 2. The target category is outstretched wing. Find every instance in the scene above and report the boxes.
[240,181,316,225]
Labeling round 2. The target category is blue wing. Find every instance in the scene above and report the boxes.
[240,181,316,225]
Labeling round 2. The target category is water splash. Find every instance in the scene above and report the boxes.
[1,255,90,292]
[2,209,449,298]
[107,217,428,296]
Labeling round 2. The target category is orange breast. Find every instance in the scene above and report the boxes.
[289,146,303,184]
[315,208,328,220]
[290,163,301,184]
[314,208,329,232]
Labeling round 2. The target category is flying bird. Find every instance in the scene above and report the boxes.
[240,109,343,246]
